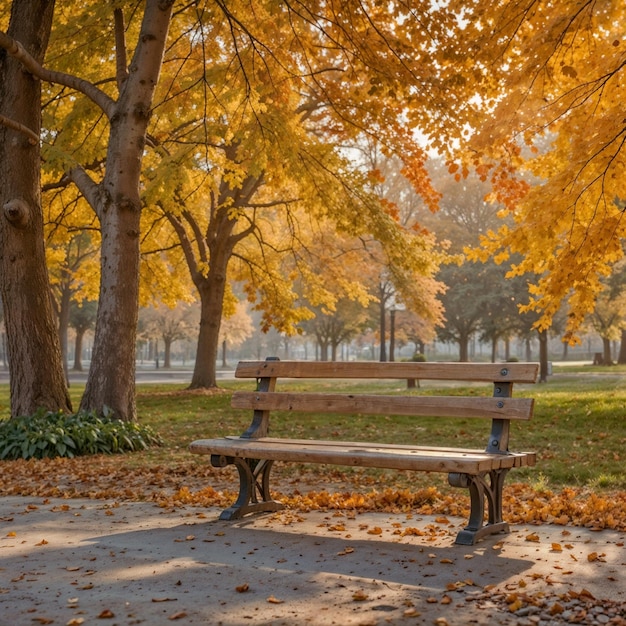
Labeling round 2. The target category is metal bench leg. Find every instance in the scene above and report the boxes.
[449,469,510,545]
[210,455,285,520]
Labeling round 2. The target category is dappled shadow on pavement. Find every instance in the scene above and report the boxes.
[0,497,624,625]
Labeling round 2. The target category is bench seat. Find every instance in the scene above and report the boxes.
[190,436,536,473]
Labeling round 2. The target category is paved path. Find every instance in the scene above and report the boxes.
[0,496,624,625]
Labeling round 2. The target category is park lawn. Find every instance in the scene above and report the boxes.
[126,370,626,491]
[0,369,625,530]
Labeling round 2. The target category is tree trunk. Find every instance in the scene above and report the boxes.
[57,281,71,380]
[458,333,470,362]
[163,337,172,368]
[618,329,626,365]
[379,301,387,361]
[80,205,141,419]
[73,327,85,371]
[602,336,613,366]
[189,271,227,389]
[79,0,173,421]
[0,0,72,417]
[538,329,549,382]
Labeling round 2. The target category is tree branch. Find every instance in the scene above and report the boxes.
[67,166,105,220]
[0,30,116,119]
[0,113,38,144]
[114,8,129,92]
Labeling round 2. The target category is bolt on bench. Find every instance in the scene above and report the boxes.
[189,358,538,545]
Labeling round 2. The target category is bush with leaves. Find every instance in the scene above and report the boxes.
[0,409,163,460]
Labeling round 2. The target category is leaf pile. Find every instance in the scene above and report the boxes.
[1,455,625,531]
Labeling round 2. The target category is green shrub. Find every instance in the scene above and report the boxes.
[0,409,163,460]
[410,352,427,362]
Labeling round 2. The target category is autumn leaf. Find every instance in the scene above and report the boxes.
[267,595,284,604]
[352,591,368,601]
[97,609,115,619]
[236,583,249,593]
[168,612,188,620]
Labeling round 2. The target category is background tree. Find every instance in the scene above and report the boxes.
[218,300,254,367]
[141,303,197,369]
[69,300,97,372]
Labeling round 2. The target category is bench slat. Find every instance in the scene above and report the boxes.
[189,437,536,473]
[231,391,534,420]
[235,360,539,383]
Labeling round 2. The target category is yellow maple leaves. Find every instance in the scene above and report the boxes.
[452,1,626,338]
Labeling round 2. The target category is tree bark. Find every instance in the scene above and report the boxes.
[0,0,72,417]
[78,0,173,421]
[189,266,228,388]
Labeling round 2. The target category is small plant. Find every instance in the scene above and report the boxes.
[410,352,427,362]
[0,409,163,460]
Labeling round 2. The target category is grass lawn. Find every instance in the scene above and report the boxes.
[134,366,624,492]
[0,366,624,526]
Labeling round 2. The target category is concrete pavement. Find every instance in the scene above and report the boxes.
[0,496,624,625]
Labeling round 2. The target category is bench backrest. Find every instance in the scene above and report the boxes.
[232,359,539,455]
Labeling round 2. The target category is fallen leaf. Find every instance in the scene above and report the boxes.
[549,602,564,615]
[152,597,177,603]
[267,595,284,604]
[97,609,115,618]
[550,543,563,552]
[352,591,368,601]
[168,611,188,620]
[525,533,540,542]
[236,583,249,593]
[367,526,382,535]
[337,547,354,556]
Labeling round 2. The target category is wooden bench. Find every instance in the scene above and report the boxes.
[189,358,538,545]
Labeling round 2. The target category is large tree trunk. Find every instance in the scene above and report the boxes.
[80,204,142,420]
[189,268,227,389]
[79,0,173,421]
[0,0,72,417]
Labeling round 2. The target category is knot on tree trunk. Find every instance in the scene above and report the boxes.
[3,199,31,229]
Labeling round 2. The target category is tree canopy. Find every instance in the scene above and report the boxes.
[1,0,625,418]
[449,0,626,342]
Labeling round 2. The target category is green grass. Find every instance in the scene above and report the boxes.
[1,368,625,492]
